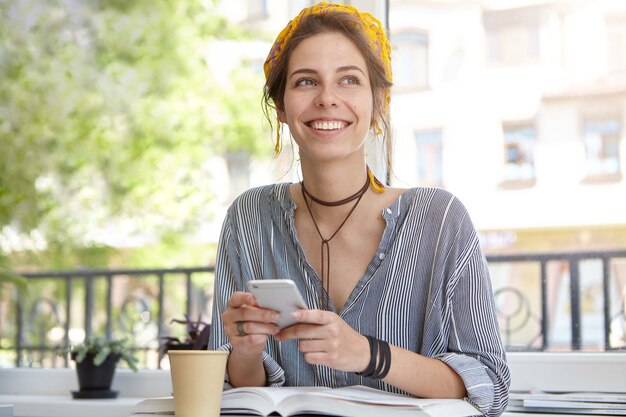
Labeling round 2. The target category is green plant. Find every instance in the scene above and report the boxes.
[1,1,264,272]
[0,253,27,293]
[159,314,211,359]
[71,336,139,372]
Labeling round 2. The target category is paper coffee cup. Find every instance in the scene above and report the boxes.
[168,350,228,417]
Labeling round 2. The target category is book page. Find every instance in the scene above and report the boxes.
[132,396,174,414]
[272,386,479,417]
[312,385,442,407]
[221,386,328,416]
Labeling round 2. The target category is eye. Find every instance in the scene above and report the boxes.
[295,78,316,87]
[340,76,360,85]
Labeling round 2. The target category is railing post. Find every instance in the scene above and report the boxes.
[16,287,24,367]
[569,259,582,350]
[84,276,94,340]
[157,273,165,341]
[64,276,72,366]
[106,274,113,340]
[540,260,548,350]
[186,273,192,317]
[602,256,611,350]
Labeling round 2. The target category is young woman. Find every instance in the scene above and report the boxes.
[209,3,510,416]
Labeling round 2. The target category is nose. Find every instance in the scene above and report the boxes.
[314,84,338,107]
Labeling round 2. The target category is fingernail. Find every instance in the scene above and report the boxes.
[291,311,301,319]
[272,314,280,322]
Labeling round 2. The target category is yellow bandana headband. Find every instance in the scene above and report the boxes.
[263,2,392,109]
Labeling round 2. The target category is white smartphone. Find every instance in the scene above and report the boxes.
[246,279,307,329]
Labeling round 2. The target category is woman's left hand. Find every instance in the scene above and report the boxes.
[275,309,370,372]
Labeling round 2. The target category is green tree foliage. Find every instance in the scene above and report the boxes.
[0,0,268,268]
[0,253,26,293]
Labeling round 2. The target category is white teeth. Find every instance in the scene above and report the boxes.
[311,121,345,130]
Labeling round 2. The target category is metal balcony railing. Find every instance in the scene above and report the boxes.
[487,250,626,352]
[2,266,215,369]
[0,250,624,368]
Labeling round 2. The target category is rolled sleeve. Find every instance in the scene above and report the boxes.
[218,344,286,390]
[443,247,510,416]
[438,352,495,414]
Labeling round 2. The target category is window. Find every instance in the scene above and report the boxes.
[582,117,622,181]
[502,123,536,185]
[606,14,626,73]
[483,6,541,66]
[415,129,443,187]
[391,31,429,90]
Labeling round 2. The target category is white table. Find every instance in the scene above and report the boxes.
[0,395,137,417]
[1,353,624,417]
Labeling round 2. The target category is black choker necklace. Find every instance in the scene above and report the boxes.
[301,175,370,207]
[300,174,370,310]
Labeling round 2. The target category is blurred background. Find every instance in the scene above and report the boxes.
[1,0,625,368]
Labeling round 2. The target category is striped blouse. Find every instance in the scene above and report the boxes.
[209,183,511,416]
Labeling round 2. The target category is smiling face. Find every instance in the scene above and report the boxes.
[277,31,374,165]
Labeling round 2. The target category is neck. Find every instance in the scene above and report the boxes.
[302,174,369,208]
[299,159,368,202]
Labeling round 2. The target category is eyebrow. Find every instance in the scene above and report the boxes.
[288,65,366,79]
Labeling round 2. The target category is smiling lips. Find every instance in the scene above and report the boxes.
[308,120,350,131]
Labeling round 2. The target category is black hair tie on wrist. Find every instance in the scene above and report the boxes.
[356,335,391,380]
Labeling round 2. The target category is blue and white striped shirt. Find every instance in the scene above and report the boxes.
[210,183,510,416]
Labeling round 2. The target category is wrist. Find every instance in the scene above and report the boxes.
[230,348,263,363]
[356,334,371,373]
[228,350,265,387]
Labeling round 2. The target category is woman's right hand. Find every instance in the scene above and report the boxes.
[221,291,281,356]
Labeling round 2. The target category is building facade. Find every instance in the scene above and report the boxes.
[388,0,626,254]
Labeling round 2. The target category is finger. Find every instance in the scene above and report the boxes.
[227,291,256,308]
[298,335,341,354]
[290,309,333,324]
[237,305,281,324]
[231,333,270,355]
[234,320,279,337]
[223,303,281,327]
[276,323,322,340]
[297,337,330,352]
[303,351,333,366]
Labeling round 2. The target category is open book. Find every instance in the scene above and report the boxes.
[131,385,481,417]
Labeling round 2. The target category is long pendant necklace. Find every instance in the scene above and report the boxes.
[300,173,369,310]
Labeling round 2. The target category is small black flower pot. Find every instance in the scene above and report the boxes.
[72,352,121,397]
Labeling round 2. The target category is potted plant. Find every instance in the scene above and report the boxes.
[159,314,210,361]
[70,336,138,399]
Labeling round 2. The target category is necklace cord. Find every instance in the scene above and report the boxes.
[300,174,370,310]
